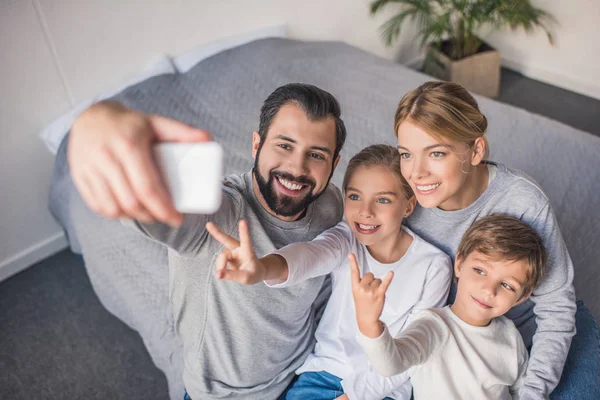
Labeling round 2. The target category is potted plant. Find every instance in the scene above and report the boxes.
[370,0,556,97]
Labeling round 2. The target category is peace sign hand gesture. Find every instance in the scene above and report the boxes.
[349,253,394,338]
[205,220,266,285]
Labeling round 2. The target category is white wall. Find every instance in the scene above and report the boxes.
[0,0,72,282]
[395,0,600,99]
[485,0,600,100]
[0,0,403,282]
[1,0,598,282]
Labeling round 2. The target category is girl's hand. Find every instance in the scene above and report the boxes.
[334,395,349,400]
[206,220,266,284]
[349,253,394,338]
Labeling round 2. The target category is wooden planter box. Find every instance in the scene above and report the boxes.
[425,42,500,98]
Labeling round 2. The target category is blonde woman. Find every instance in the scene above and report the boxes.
[395,81,599,400]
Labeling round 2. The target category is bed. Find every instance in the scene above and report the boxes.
[48,38,600,399]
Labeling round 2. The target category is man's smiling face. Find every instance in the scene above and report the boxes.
[252,102,338,221]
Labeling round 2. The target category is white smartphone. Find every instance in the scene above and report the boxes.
[154,142,224,214]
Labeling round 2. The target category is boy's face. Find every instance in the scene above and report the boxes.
[452,250,531,326]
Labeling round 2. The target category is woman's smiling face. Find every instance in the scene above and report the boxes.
[396,120,484,211]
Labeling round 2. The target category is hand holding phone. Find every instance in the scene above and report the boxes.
[154,142,223,214]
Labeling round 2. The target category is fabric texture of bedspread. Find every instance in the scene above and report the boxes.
[49,38,600,400]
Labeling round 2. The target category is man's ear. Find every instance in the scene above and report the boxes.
[333,154,341,170]
[470,137,486,166]
[252,131,261,159]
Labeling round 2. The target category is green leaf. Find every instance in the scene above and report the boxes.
[370,0,557,57]
[380,8,422,46]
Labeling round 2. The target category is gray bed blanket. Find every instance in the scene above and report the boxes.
[49,38,600,399]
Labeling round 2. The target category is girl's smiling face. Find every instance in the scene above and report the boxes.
[344,165,415,253]
[396,120,486,211]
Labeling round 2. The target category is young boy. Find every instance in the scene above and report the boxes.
[352,214,547,400]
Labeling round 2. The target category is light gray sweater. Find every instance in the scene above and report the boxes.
[406,162,577,400]
[129,171,343,400]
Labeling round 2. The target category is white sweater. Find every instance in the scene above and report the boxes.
[358,306,528,400]
[270,221,452,400]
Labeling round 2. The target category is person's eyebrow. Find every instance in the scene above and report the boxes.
[424,143,456,151]
[472,257,525,287]
[505,276,524,288]
[471,256,492,268]
[345,188,397,197]
[396,143,456,151]
[275,135,332,155]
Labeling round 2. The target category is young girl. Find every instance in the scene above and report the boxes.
[206,144,453,400]
[393,81,589,399]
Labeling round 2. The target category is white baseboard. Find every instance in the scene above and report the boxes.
[402,56,600,101]
[0,232,69,283]
[500,58,600,101]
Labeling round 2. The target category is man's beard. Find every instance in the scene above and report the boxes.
[253,148,325,218]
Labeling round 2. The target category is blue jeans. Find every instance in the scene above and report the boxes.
[550,301,600,399]
[281,370,394,400]
[184,377,393,400]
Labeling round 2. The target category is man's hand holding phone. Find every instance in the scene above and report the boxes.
[68,101,213,226]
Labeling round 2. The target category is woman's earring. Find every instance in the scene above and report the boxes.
[460,160,469,174]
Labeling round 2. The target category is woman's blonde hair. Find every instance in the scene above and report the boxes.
[394,81,489,159]
[342,144,414,199]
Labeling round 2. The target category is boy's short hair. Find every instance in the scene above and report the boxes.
[456,214,547,298]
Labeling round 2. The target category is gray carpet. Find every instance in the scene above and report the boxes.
[1,68,599,400]
[0,250,169,400]
[497,69,600,137]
